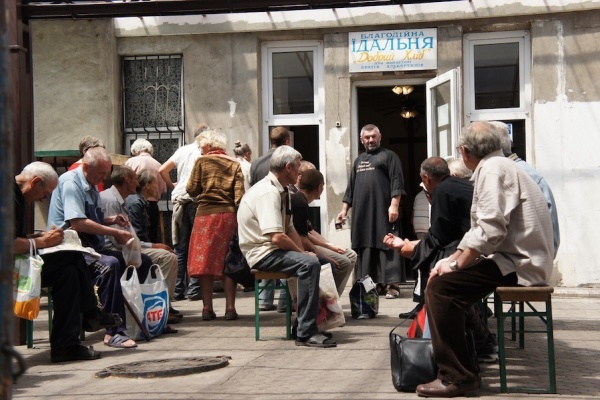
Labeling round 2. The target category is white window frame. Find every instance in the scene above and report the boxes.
[463,31,532,158]
[261,40,326,231]
[425,69,461,158]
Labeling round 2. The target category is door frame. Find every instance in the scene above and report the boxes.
[425,68,461,158]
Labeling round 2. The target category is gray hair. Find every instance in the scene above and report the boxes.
[130,138,154,156]
[196,129,226,151]
[360,124,381,138]
[490,121,512,156]
[83,147,111,167]
[270,145,302,173]
[420,157,449,180]
[21,161,58,186]
[446,157,473,179]
[137,169,156,187]
[458,121,502,159]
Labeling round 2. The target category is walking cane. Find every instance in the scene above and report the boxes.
[122,296,151,342]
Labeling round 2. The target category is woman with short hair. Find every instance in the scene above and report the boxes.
[186,129,245,320]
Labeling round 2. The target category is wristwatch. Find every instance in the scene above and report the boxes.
[449,260,459,271]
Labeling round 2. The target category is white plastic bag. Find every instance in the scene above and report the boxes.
[317,263,346,331]
[110,224,142,267]
[285,264,346,331]
[120,265,169,340]
[13,239,44,320]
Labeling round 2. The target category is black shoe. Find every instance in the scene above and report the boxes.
[399,303,423,319]
[172,293,185,302]
[82,309,122,332]
[169,306,182,316]
[51,345,101,363]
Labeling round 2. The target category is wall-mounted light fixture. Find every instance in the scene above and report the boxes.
[392,85,414,95]
[400,108,418,119]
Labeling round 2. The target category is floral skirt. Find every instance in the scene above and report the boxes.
[187,212,237,278]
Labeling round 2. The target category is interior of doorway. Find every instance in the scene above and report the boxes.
[356,84,428,241]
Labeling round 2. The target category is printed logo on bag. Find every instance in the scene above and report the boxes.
[141,292,168,336]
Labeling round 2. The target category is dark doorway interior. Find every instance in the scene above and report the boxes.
[357,84,428,240]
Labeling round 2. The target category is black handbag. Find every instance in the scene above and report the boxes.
[389,319,437,392]
[223,234,254,288]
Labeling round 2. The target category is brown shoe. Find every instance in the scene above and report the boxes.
[416,378,479,398]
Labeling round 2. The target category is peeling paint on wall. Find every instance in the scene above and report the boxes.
[326,127,350,195]
[228,99,237,117]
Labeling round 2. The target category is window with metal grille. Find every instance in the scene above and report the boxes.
[122,54,184,165]
[122,55,184,227]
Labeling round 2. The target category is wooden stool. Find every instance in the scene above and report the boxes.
[251,270,292,341]
[494,286,556,394]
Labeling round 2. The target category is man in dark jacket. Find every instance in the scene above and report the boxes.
[384,156,472,316]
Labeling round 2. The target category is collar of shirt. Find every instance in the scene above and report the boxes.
[267,171,286,194]
[74,166,99,201]
[107,185,128,213]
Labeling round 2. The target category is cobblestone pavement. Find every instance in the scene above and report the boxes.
[11,285,600,399]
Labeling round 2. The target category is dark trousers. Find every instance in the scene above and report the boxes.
[254,250,321,339]
[174,202,200,298]
[355,247,405,285]
[425,258,517,384]
[148,200,160,243]
[40,251,98,350]
[86,249,152,335]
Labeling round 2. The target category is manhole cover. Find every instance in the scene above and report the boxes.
[95,356,230,379]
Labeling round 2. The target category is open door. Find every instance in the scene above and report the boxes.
[426,69,461,158]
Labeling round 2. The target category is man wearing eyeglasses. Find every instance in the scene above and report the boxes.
[414,121,553,398]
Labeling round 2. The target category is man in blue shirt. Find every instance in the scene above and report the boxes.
[48,147,143,349]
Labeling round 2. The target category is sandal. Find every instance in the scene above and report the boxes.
[295,333,337,348]
[104,333,137,349]
[385,285,400,299]
[224,310,238,320]
[202,310,217,320]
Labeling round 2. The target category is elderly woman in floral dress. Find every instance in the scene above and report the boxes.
[186,129,245,320]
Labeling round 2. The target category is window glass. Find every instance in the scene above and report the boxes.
[474,43,519,109]
[272,51,315,115]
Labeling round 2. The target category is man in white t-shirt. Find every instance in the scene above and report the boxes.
[159,123,208,301]
[238,146,336,348]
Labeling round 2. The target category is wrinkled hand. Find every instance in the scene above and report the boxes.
[383,233,404,250]
[428,257,453,283]
[113,214,130,227]
[40,228,64,248]
[399,239,414,258]
[114,229,133,245]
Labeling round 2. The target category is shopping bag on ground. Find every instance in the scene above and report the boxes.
[120,265,169,340]
[13,239,44,320]
[390,320,437,392]
[349,275,379,319]
[317,264,345,331]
